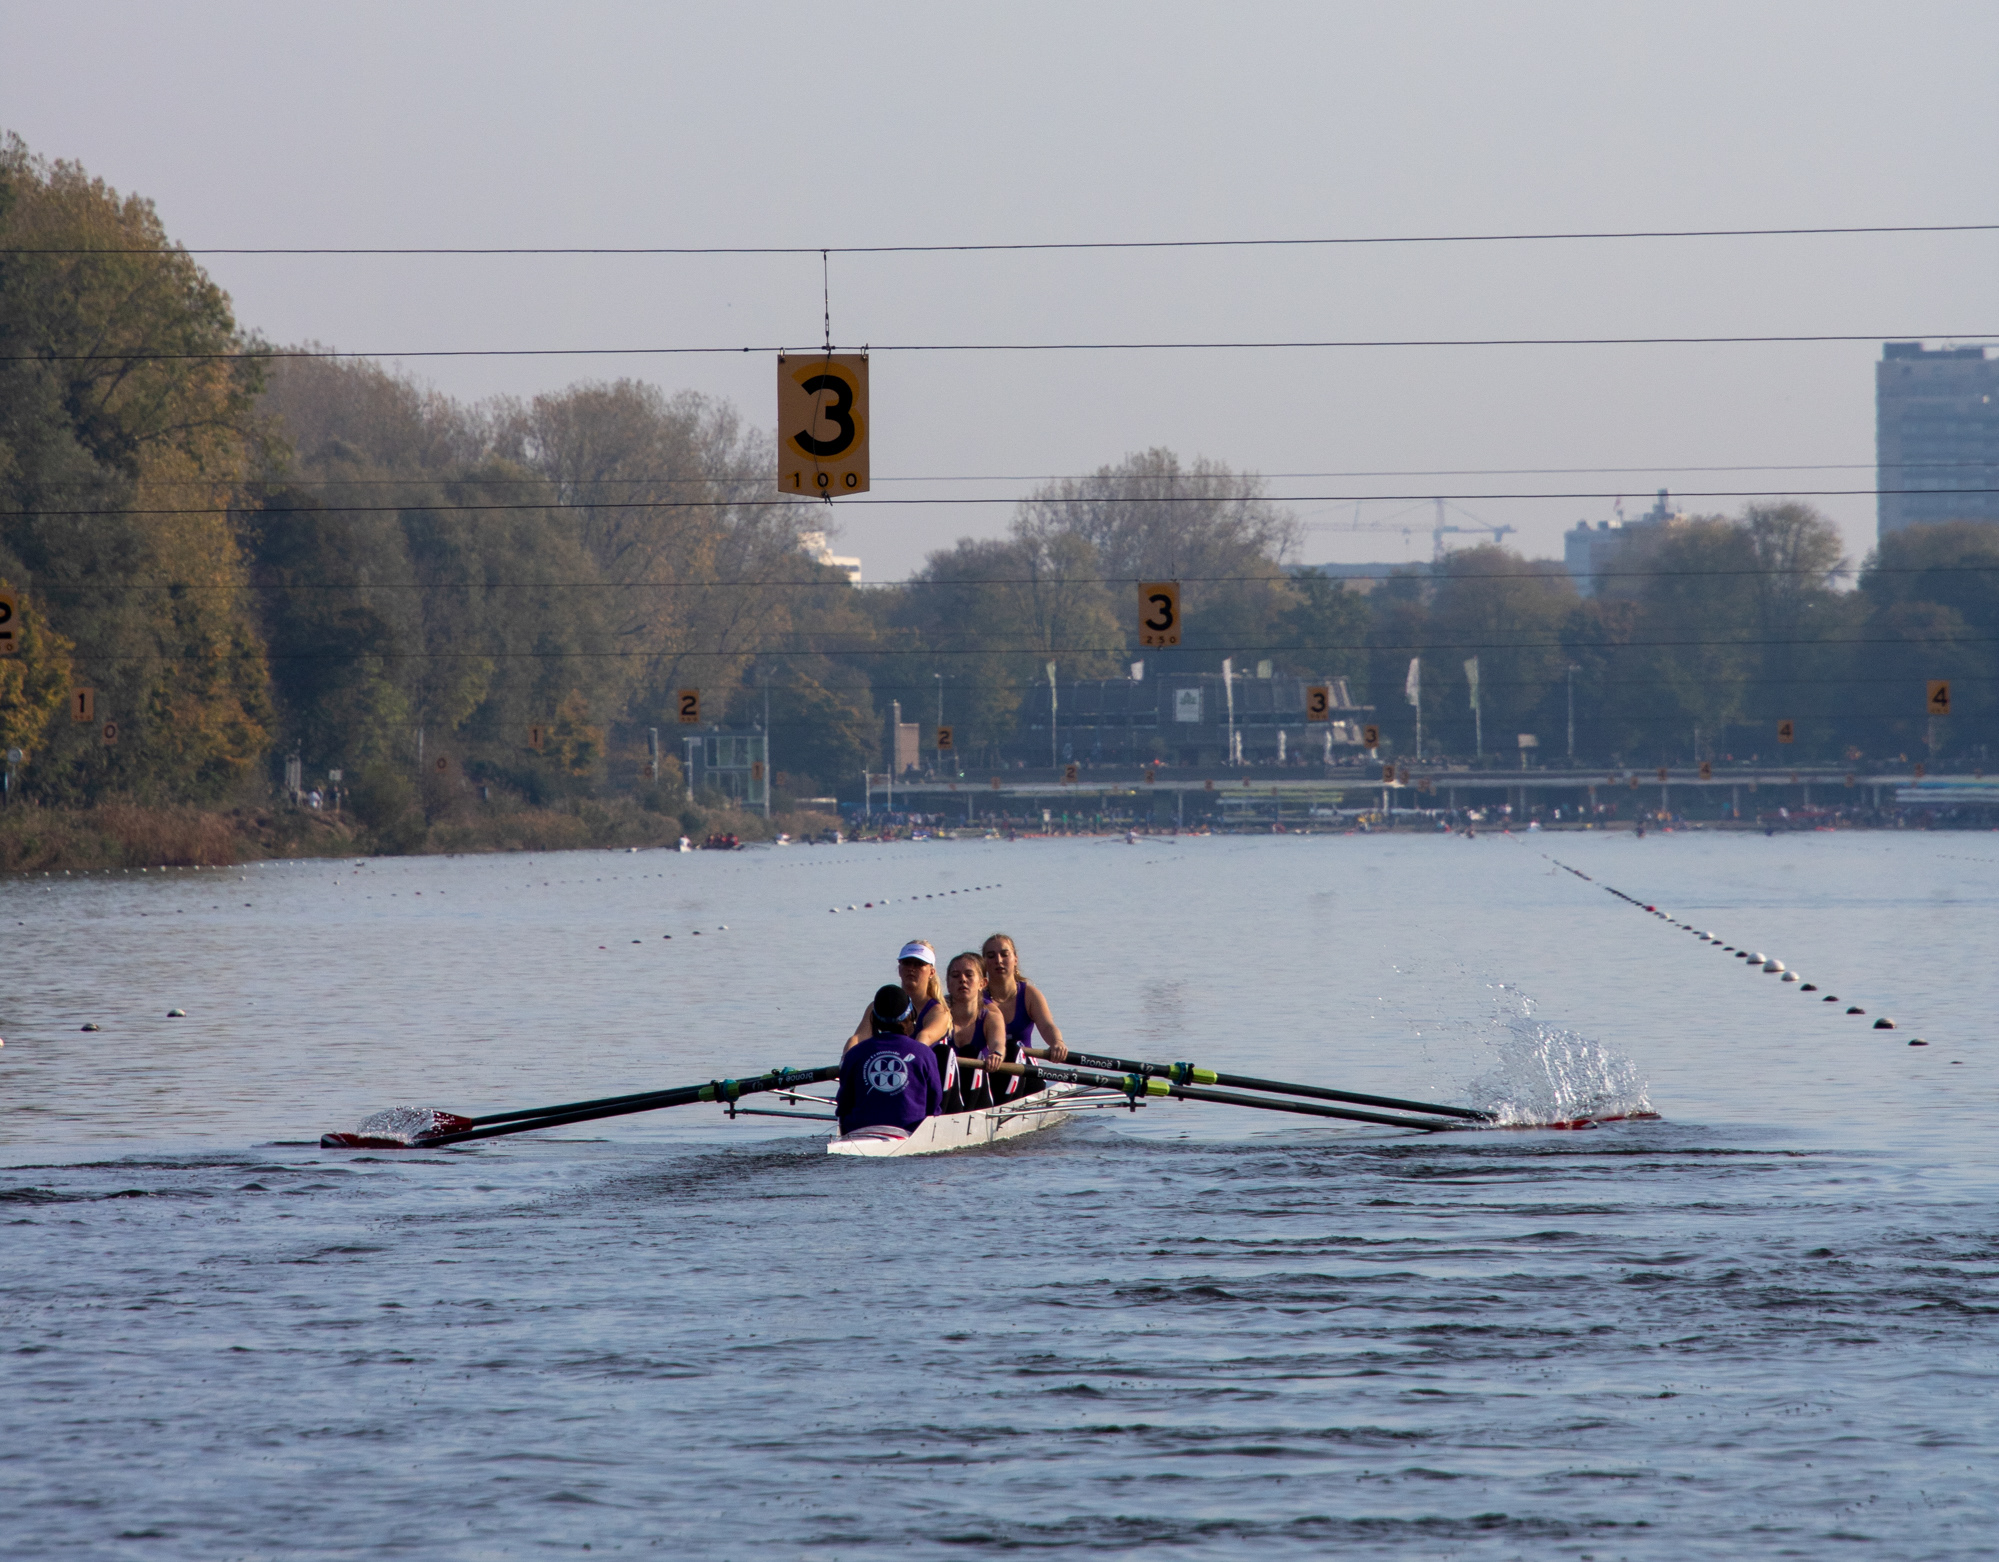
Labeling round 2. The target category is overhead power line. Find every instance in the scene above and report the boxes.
[21,485,1998,518]
[12,331,1997,364]
[23,562,1999,595]
[118,460,1999,489]
[56,632,1999,664]
[8,221,1998,257]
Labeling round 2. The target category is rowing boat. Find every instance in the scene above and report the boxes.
[824,1081,1107,1157]
[319,1050,1550,1152]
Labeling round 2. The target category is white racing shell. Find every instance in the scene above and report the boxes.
[826,1082,1090,1158]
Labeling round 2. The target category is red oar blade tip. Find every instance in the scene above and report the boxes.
[320,1106,474,1149]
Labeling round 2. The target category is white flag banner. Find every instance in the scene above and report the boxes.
[1130,660,1145,681]
[1405,657,1422,707]
[1464,656,1481,711]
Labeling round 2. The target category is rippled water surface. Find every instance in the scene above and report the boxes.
[4,830,1997,1559]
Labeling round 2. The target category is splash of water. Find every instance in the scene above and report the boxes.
[1460,984,1652,1125]
[323,1105,469,1147]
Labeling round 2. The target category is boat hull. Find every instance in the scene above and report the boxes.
[826,1083,1086,1158]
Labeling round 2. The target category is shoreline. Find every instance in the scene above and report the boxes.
[3,802,1990,875]
[0,798,839,874]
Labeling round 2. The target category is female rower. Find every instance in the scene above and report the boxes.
[980,933,1068,1101]
[846,939,950,1051]
[944,950,1006,1112]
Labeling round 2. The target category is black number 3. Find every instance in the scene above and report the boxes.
[794,374,857,458]
[1144,593,1176,633]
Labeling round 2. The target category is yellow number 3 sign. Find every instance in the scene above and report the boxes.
[778,354,869,496]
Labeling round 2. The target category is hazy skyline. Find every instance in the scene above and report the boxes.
[6,1,1996,579]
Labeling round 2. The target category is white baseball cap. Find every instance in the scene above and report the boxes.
[897,940,936,965]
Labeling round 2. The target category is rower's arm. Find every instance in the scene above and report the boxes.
[912,1002,951,1045]
[1025,982,1067,1061]
[980,1005,1006,1060]
[844,1007,876,1052]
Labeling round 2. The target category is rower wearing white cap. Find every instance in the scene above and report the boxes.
[845,939,950,1051]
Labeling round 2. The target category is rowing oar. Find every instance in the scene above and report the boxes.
[1033,1049,1494,1123]
[967,1057,1456,1133]
[321,1064,842,1149]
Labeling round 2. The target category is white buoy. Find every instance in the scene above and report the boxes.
[1782,972,1800,982]
[1763,960,1785,973]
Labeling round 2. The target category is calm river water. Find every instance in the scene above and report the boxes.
[4,828,1996,1559]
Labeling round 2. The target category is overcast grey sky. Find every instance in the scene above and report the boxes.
[5,1,1995,579]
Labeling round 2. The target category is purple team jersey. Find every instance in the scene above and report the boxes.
[836,1034,943,1134]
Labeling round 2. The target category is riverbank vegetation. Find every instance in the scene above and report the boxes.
[4,136,1997,869]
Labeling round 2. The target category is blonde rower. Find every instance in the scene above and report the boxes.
[980,933,1068,1066]
[846,940,950,1051]
[944,950,1006,1111]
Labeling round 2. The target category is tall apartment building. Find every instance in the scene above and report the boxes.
[1876,342,1999,537]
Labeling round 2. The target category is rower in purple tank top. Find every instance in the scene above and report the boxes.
[980,933,1068,1098]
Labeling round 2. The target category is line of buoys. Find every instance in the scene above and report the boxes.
[828,884,1000,913]
[1542,851,1924,1043]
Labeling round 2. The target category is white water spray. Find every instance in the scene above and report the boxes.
[1459,983,1652,1125]
[347,1105,459,1145]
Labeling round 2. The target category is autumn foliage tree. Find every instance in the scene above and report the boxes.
[0,136,271,803]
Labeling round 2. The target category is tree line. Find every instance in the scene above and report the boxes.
[3,138,1994,831]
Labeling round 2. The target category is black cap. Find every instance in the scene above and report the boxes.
[872,984,914,1028]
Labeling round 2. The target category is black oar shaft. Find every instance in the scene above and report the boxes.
[420,1065,841,1146]
[1211,1071,1489,1123]
[1159,1080,1449,1132]
[1029,1062,1451,1133]
[1058,1049,1491,1123]
[471,1083,705,1127]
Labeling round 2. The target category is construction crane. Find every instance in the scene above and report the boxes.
[1299,497,1518,561]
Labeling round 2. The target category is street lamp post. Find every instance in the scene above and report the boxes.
[1566,664,1580,762]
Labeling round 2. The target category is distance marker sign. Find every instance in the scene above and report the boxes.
[1137,582,1180,647]
[0,589,16,655]
[1927,680,1951,716]
[1305,686,1331,722]
[777,354,869,496]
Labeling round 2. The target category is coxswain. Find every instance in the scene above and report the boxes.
[980,932,1068,1100]
[835,984,943,1140]
[845,940,950,1051]
[943,950,1005,1112]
